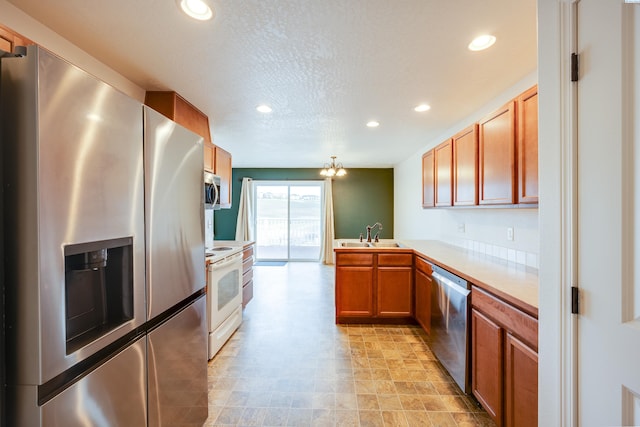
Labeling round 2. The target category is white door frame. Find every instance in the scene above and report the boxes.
[538,0,579,425]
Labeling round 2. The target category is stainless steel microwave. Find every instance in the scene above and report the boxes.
[204,171,221,209]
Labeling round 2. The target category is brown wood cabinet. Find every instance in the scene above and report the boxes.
[421,150,435,208]
[335,251,413,323]
[471,285,538,427]
[215,146,232,209]
[376,254,413,318]
[144,91,212,142]
[478,101,516,205]
[453,124,479,206]
[434,139,453,207]
[505,333,538,427]
[204,143,215,172]
[0,24,34,54]
[420,85,538,209]
[471,308,504,424]
[242,244,254,308]
[517,85,539,204]
[414,256,432,333]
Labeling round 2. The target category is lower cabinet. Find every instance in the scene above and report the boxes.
[414,256,432,333]
[242,244,254,308]
[505,333,538,427]
[471,309,503,422]
[336,266,375,318]
[335,251,412,322]
[471,286,538,427]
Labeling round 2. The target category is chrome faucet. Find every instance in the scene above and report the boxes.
[365,222,383,242]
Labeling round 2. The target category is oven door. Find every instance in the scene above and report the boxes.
[207,252,243,331]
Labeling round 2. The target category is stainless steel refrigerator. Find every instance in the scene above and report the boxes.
[1,45,207,426]
[143,106,208,426]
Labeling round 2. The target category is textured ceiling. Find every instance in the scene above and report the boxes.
[7,0,537,168]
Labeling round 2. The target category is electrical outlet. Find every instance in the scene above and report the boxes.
[458,223,465,233]
[507,227,514,241]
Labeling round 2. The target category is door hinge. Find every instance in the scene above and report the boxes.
[571,53,579,82]
[571,286,580,314]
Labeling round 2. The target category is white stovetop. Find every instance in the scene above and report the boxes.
[205,240,250,261]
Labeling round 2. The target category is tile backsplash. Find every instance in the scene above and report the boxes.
[448,237,539,269]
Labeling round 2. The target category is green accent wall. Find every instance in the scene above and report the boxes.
[214,168,394,241]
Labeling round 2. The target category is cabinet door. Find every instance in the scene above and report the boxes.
[471,309,504,426]
[204,142,215,172]
[453,124,479,206]
[422,150,435,208]
[517,85,539,204]
[505,333,538,427]
[0,24,34,53]
[215,146,232,208]
[414,268,431,333]
[335,266,374,318]
[434,139,453,207]
[377,267,413,317]
[479,101,516,205]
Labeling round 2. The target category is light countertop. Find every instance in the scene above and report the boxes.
[334,239,538,317]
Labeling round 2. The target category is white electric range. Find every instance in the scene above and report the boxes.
[205,245,244,359]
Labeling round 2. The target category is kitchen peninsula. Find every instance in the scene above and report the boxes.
[334,239,538,426]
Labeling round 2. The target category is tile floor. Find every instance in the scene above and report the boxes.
[205,262,495,427]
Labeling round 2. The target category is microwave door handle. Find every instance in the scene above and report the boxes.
[213,181,220,206]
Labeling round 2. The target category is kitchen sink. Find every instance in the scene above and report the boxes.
[371,242,400,247]
[340,242,371,247]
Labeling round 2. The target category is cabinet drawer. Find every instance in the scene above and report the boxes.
[243,268,253,287]
[243,246,254,260]
[472,286,538,350]
[378,253,413,267]
[336,253,374,266]
[414,256,432,275]
[242,257,253,274]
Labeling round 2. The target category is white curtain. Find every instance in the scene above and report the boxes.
[321,178,335,264]
[235,177,255,241]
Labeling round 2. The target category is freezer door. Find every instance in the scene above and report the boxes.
[33,337,147,427]
[143,106,205,319]
[147,295,208,426]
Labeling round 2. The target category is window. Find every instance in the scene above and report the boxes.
[254,181,324,261]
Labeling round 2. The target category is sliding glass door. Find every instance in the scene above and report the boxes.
[254,181,323,261]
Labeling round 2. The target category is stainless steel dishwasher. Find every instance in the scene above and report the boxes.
[429,264,471,393]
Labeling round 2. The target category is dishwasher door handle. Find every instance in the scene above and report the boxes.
[432,271,470,296]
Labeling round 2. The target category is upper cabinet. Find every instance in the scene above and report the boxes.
[145,91,233,208]
[479,101,516,205]
[0,24,34,53]
[421,85,537,209]
[434,139,453,207]
[453,124,479,206]
[144,91,212,142]
[517,85,539,204]
[215,146,232,209]
[421,151,435,208]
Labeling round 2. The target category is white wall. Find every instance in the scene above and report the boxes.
[0,0,144,100]
[394,71,540,268]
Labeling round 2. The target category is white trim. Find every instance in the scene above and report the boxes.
[538,0,579,425]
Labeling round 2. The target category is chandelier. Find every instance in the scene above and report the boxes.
[320,156,347,177]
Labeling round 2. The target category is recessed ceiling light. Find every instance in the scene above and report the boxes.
[177,0,214,21]
[256,105,273,113]
[468,34,496,51]
[366,121,380,128]
[414,104,431,112]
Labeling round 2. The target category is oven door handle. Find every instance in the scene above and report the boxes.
[208,253,242,271]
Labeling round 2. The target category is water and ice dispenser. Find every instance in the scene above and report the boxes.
[64,237,134,354]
